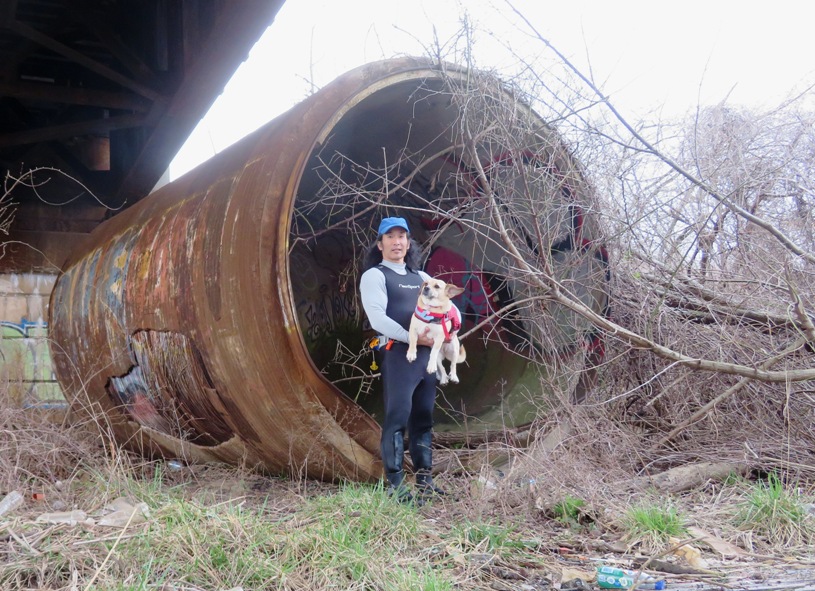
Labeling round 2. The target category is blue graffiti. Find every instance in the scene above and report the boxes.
[1,317,48,337]
[1,316,64,407]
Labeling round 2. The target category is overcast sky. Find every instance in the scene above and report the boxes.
[169,0,815,180]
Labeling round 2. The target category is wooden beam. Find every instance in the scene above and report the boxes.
[0,81,150,112]
[9,19,161,101]
[82,10,160,89]
[0,112,147,149]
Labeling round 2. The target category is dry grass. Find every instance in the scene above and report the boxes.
[3,338,815,590]
[0,393,101,501]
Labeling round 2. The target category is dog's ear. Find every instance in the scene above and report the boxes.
[445,284,465,298]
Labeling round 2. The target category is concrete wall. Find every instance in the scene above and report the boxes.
[0,272,65,409]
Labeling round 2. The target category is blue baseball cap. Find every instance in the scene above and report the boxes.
[377,217,410,236]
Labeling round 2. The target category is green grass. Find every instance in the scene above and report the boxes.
[0,464,465,591]
[734,472,814,547]
[279,482,425,586]
[623,501,685,552]
[131,498,286,588]
[552,495,587,525]
[450,519,531,555]
[106,480,455,591]
[0,468,682,590]
[13,454,815,590]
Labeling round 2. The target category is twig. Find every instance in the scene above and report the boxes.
[7,528,41,556]
[71,531,146,547]
[785,265,815,343]
[650,337,806,451]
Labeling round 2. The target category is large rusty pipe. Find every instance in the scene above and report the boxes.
[49,58,608,480]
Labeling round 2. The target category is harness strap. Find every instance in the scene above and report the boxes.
[413,305,462,342]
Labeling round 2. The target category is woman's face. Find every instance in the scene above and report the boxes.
[378,228,409,264]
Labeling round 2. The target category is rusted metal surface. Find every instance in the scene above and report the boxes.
[49,58,609,480]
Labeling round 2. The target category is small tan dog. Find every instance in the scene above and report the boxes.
[406,278,467,385]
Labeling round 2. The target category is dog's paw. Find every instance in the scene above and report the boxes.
[438,374,449,385]
[425,363,436,374]
[449,374,459,384]
[406,350,417,362]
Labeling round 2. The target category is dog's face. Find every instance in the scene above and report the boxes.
[419,279,464,310]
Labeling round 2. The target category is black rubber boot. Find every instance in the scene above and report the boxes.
[385,469,413,504]
[411,431,446,504]
[416,472,447,497]
[384,431,413,504]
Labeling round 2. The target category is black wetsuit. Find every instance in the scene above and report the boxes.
[377,265,437,485]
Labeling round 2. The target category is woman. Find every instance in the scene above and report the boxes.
[360,217,447,504]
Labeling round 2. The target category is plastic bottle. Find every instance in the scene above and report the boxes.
[596,566,666,590]
[166,460,184,472]
[0,490,24,518]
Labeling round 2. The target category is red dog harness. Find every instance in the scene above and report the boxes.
[413,305,461,343]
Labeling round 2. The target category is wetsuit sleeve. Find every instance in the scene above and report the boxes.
[360,268,411,343]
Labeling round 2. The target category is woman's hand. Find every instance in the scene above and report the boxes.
[417,332,436,348]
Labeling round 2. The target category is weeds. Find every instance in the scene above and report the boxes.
[450,519,531,555]
[734,473,815,548]
[552,495,587,526]
[3,406,815,590]
[276,482,435,589]
[623,501,686,553]
[0,469,457,590]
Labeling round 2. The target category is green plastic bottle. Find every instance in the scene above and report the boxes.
[596,566,666,590]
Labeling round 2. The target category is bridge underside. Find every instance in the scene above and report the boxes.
[0,0,284,272]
